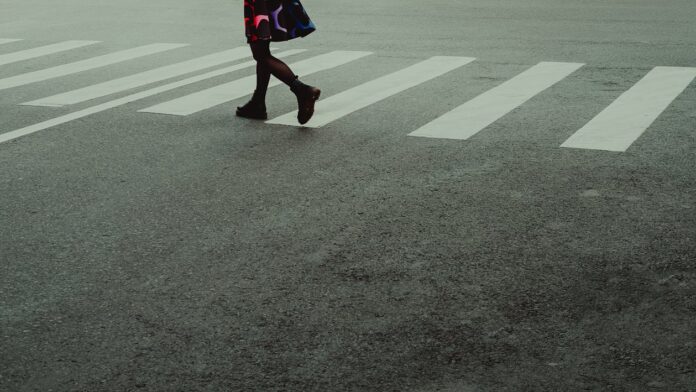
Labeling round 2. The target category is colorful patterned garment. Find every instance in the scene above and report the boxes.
[244,0,316,43]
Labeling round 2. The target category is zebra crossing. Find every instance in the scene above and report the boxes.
[21,47,255,107]
[0,40,99,66]
[1,38,694,152]
[561,66,696,152]
[0,38,23,46]
[408,62,585,140]
[0,43,189,91]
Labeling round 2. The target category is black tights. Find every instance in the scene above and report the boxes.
[250,40,296,102]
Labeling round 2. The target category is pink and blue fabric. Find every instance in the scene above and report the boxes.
[244,0,316,43]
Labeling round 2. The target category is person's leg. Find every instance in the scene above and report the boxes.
[236,40,273,119]
[238,39,321,124]
[250,39,296,85]
[250,40,271,102]
[253,61,271,102]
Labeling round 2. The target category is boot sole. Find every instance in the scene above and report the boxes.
[236,109,268,120]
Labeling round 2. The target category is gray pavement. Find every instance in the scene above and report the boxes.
[1,0,695,390]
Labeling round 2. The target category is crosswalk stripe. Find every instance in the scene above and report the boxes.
[22,47,254,107]
[0,40,99,66]
[0,38,23,45]
[408,62,584,140]
[561,66,696,152]
[139,51,373,116]
[0,43,188,91]
[0,49,305,144]
[267,56,476,128]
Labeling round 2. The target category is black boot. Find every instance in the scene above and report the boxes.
[290,77,321,125]
[236,90,267,120]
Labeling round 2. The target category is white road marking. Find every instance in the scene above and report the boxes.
[139,51,373,116]
[0,49,304,144]
[0,38,23,45]
[267,56,476,128]
[0,43,188,91]
[0,40,99,66]
[409,62,584,140]
[561,66,696,152]
[22,47,254,107]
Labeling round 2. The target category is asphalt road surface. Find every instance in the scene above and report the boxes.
[1,0,695,390]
